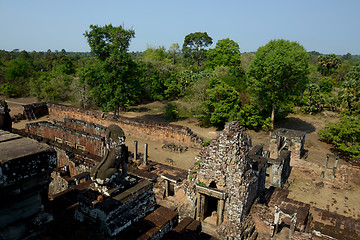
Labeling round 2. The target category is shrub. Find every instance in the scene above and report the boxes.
[202,140,211,147]
[319,116,360,158]
[319,77,333,93]
[0,82,14,97]
[165,103,179,120]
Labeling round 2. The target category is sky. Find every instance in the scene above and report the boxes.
[1,0,359,55]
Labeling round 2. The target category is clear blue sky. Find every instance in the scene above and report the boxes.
[1,0,359,54]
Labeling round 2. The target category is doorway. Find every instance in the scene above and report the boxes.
[205,195,218,219]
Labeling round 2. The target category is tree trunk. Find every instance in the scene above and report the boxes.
[271,104,275,131]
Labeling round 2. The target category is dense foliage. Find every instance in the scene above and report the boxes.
[247,39,310,129]
[80,24,140,114]
[319,116,360,158]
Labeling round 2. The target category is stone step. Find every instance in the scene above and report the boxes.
[201,219,218,238]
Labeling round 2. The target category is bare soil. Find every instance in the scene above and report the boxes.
[4,97,360,219]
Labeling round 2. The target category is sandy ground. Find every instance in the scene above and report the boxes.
[4,97,360,219]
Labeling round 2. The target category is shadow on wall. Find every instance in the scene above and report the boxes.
[275,117,316,134]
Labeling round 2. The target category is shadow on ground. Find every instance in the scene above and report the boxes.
[275,117,316,133]
[135,113,170,123]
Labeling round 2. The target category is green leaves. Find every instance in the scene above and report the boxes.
[81,24,139,112]
[84,24,135,61]
[205,38,244,78]
[204,78,242,127]
[182,32,213,72]
[319,116,360,158]
[247,39,309,127]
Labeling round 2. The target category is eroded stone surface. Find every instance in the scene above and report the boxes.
[179,121,259,238]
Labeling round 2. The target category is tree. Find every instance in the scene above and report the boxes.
[182,32,213,73]
[84,24,135,61]
[205,38,244,78]
[318,54,342,76]
[4,58,33,96]
[168,43,180,65]
[81,24,140,114]
[203,78,242,127]
[343,53,352,61]
[339,70,360,114]
[247,39,309,130]
[300,83,325,114]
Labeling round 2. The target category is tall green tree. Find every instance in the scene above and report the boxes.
[85,24,135,61]
[339,69,360,114]
[247,39,309,130]
[318,54,342,76]
[182,32,213,73]
[81,24,140,114]
[205,38,243,78]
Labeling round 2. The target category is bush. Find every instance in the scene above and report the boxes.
[165,103,179,120]
[319,77,333,93]
[0,82,14,97]
[319,116,360,158]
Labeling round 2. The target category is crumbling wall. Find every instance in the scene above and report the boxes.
[179,121,259,238]
[25,121,106,157]
[249,145,267,199]
[23,102,48,120]
[268,150,291,188]
[53,146,95,177]
[269,128,305,161]
[47,102,203,148]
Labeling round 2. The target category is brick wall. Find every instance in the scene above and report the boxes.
[47,103,203,148]
[26,121,105,157]
[64,118,107,137]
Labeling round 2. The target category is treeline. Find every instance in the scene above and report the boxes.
[0,49,90,101]
[0,24,359,158]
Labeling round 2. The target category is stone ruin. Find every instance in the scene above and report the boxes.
[250,144,291,188]
[3,101,360,240]
[270,128,306,161]
[179,121,259,238]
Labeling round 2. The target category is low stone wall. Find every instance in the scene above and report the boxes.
[25,121,106,157]
[47,103,203,148]
[64,118,107,137]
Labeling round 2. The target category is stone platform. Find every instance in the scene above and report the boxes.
[75,178,156,237]
[0,130,57,240]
